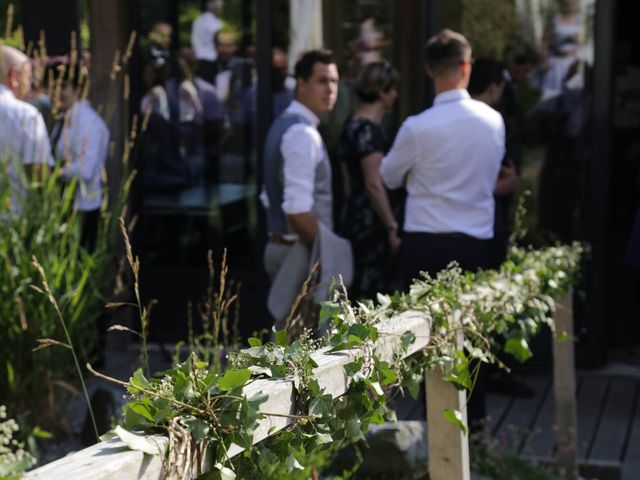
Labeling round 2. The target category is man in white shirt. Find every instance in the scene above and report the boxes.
[53,63,110,250]
[262,49,338,280]
[191,0,224,84]
[0,45,53,211]
[381,29,505,286]
[380,30,505,429]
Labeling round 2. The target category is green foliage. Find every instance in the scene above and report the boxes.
[0,157,131,437]
[0,405,36,480]
[471,435,559,480]
[110,235,581,478]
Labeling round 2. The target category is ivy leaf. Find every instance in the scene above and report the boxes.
[505,336,533,362]
[319,301,341,328]
[378,362,398,386]
[376,293,391,307]
[247,337,262,347]
[128,368,149,394]
[218,369,251,391]
[275,329,288,347]
[401,331,416,350]
[114,425,161,455]
[316,433,332,444]
[248,365,272,377]
[443,409,468,435]
[270,364,287,379]
[286,453,304,471]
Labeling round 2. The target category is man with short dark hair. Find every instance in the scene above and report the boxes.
[381,30,505,428]
[261,49,340,325]
[381,29,505,283]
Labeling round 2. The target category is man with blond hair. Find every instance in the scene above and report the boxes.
[0,45,52,210]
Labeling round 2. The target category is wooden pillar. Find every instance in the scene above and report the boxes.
[553,291,578,479]
[393,0,427,117]
[88,0,131,202]
[425,328,471,480]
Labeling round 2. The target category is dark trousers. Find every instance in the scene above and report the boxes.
[81,209,100,252]
[400,231,491,431]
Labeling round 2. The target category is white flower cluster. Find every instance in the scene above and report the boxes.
[0,405,36,476]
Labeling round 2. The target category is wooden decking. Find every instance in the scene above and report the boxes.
[487,370,640,480]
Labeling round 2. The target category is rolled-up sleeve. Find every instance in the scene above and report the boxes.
[280,123,321,215]
[380,121,417,189]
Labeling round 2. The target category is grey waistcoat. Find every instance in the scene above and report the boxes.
[263,112,333,235]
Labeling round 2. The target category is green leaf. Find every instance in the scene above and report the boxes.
[505,337,533,362]
[319,301,341,328]
[114,425,161,455]
[443,409,468,435]
[247,337,262,347]
[376,292,391,307]
[269,364,287,379]
[286,453,304,471]
[31,426,53,439]
[316,433,332,444]
[401,331,416,350]
[218,369,251,391]
[275,329,288,347]
[555,331,572,342]
[128,368,150,394]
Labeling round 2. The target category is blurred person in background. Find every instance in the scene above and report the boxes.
[191,0,224,84]
[0,45,53,211]
[381,30,505,429]
[339,61,401,300]
[167,47,225,184]
[145,21,173,77]
[52,62,109,250]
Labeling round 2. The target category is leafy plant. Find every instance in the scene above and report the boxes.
[94,232,581,479]
[0,405,36,480]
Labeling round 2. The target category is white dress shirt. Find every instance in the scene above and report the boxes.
[55,100,110,211]
[381,89,505,239]
[279,100,326,215]
[191,11,222,61]
[0,84,53,210]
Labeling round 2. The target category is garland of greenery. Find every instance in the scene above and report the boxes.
[101,240,582,479]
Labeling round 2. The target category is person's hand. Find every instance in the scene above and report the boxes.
[495,160,518,195]
[387,226,401,255]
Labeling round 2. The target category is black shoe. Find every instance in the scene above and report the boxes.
[486,372,534,397]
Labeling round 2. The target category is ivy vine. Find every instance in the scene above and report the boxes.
[99,241,582,479]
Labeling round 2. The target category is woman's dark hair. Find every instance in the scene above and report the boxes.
[354,61,398,103]
[293,49,335,81]
[468,58,505,96]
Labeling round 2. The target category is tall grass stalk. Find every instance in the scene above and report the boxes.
[30,257,99,442]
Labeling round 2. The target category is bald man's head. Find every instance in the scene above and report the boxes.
[0,45,32,99]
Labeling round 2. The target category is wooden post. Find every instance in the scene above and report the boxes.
[426,329,471,480]
[553,289,578,479]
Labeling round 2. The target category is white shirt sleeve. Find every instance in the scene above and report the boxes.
[380,120,418,189]
[22,109,53,167]
[280,123,322,215]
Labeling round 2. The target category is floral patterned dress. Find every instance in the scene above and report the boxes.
[338,117,399,300]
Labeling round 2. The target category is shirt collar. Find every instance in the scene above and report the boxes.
[0,84,15,98]
[433,88,470,106]
[286,99,320,127]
